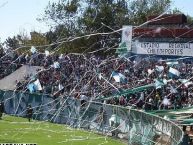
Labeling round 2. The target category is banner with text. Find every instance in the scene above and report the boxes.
[133,41,193,56]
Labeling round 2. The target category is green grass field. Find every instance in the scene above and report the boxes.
[0,115,126,145]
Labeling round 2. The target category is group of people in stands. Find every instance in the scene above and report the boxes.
[1,50,193,111]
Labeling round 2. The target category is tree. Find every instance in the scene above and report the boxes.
[128,0,171,25]
[0,38,3,49]
[172,8,193,25]
[4,36,20,50]
[4,31,50,54]
[0,39,4,57]
[30,31,48,46]
[39,0,172,54]
[38,0,80,32]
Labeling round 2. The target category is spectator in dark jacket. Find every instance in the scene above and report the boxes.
[0,101,4,119]
[26,104,33,122]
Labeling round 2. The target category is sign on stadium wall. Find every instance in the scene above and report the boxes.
[133,41,193,56]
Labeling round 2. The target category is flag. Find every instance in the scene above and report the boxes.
[59,54,63,59]
[109,114,121,126]
[80,95,88,101]
[45,50,49,56]
[31,46,37,54]
[185,81,193,87]
[111,71,126,83]
[58,84,64,90]
[169,67,180,77]
[138,79,146,82]
[98,73,102,80]
[154,79,164,89]
[147,69,154,76]
[179,79,193,87]
[27,83,35,93]
[27,79,42,92]
[166,61,179,66]
[179,79,189,84]
[124,69,129,73]
[155,65,164,72]
[116,42,128,56]
[33,79,42,91]
[163,78,168,85]
[133,56,142,68]
[53,62,60,68]
[162,97,171,106]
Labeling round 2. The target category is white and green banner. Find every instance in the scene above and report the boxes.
[133,41,193,56]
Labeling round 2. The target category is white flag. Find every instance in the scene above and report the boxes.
[166,61,178,66]
[111,72,126,83]
[162,97,171,106]
[155,65,164,72]
[109,114,121,126]
[59,54,63,59]
[53,62,60,68]
[148,69,154,75]
[98,73,102,80]
[45,50,49,56]
[185,81,193,87]
[31,46,37,54]
[80,95,88,101]
[58,84,64,90]
[179,79,189,84]
[33,79,42,90]
[154,79,164,89]
[179,79,193,87]
[169,67,180,77]
[163,79,168,85]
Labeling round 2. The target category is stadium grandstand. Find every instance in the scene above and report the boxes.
[3,13,193,145]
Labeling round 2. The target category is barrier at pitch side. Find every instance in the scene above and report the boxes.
[0,90,183,145]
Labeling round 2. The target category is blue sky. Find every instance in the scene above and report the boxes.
[172,0,193,16]
[0,0,193,42]
[0,0,55,41]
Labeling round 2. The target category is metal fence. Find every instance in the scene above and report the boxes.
[0,90,183,145]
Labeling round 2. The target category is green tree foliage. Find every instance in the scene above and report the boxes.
[0,38,3,49]
[172,8,193,25]
[4,32,49,54]
[39,0,172,54]
[4,36,21,50]
[30,31,48,46]
[0,39,4,57]
[128,0,171,25]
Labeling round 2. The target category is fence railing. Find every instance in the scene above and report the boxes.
[0,90,183,145]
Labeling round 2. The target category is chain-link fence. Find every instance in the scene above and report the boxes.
[0,90,183,145]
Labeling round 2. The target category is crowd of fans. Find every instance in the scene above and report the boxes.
[0,52,21,79]
[1,50,193,111]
